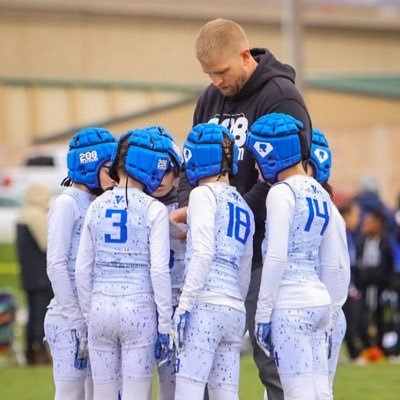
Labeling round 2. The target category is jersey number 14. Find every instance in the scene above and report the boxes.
[304,197,329,236]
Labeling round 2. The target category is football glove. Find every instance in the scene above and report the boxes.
[71,327,89,370]
[155,333,174,367]
[255,322,272,357]
[173,310,190,353]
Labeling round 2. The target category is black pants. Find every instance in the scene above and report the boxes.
[26,287,53,349]
[245,265,283,400]
[342,294,369,359]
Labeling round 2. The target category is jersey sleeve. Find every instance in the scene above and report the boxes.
[148,200,173,334]
[238,213,255,301]
[46,195,85,328]
[255,183,295,323]
[75,206,95,323]
[177,186,217,313]
[319,205,348,309]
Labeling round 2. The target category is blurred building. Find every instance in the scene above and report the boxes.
[0,0,399,205]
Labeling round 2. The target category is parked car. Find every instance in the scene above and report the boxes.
[0,146,67,243]
[0,145,68,203]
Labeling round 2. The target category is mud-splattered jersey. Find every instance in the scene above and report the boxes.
[75,186,172,334]
[257,175,338,322]
[179,182,254,313]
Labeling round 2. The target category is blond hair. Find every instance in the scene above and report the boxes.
[195,19,249,64]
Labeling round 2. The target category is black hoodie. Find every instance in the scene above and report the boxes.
[178,48,312,267]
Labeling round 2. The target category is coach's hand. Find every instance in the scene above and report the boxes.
[255,322,272,357]
[169,207,188,224]
[169,208,188,241]
[173,310,190,353]
[155,333,174,367]
[71,327,89,370]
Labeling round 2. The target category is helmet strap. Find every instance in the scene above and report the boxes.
[61,177,73,187]
[125,174,129,209]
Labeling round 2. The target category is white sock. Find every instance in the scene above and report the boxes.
[175,377,205,400]
[93,381,119,400]
[85,376,94,400]
[209,388,238,400]
[123,379,152,400]
[55,380,85,400]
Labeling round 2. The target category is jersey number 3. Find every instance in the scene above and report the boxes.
[104,209,128,243]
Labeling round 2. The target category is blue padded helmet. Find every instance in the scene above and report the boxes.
[183,123,238,186]
[145,125,183,171]
[67,127,117,190]
[246,113,304,181]
[124,127,173,193]
[309,129,332,184]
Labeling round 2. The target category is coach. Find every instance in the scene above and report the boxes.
[173,18,312,399]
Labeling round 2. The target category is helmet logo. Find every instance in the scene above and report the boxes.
[314,148,328,163]
[157,159,168,170]
[79,150,99,164]
[183,148,192,163]
[254,142,273,158]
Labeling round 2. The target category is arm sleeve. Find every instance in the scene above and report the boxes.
[177,187,217,312]
[46,195,85,327]
[238,224,254,301]
[319,207,341,308]
[75,209,95,323]
[148,201,173,334]
[320,206,350,308]
[255,184,295,323]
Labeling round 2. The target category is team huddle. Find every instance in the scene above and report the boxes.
[43,18,350,400]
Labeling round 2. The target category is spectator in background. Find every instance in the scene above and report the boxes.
[355,175,396,236]
[16,181,54,365]
[392,192,400,276]
[387,192,400,356]
[355,175,382,215]
[356,208,394,353]
[339,200,369,362]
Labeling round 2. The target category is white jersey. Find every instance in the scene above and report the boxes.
[256,175,339,323]
[46,187,95,326]
[179,182,254,313]
[166,202,187,306]
[75,186,173,334]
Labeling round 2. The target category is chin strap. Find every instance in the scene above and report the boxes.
[61,177,73,187]
[125,174,129,209]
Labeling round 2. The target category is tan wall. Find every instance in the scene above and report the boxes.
[305,90,400,207]
[1,11,399,83]
[0,9,399,206]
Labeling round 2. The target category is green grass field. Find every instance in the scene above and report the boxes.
[1,244,400,399]
[1,355,399,400]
